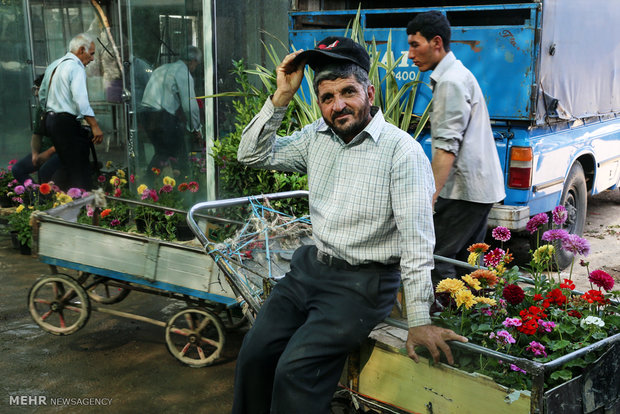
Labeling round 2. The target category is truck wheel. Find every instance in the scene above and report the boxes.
[555,161,587,269]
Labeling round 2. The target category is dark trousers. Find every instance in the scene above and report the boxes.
[432,197,493,283]
[12,152,61,185]
[45,112,92,190]
[143,110,186,174]
[232,245,400,414]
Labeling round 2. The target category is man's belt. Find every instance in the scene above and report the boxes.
[316,249,398,271]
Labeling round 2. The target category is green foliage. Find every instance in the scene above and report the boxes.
[8,208,33,247]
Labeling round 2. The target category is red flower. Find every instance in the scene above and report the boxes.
[178,182,189,192]
[114,187,122,197]
[503,284,525,305]
[533,294,544,302]
[560,279,576,290]
[545,288,567,306]
[39,183,51,195]
[581,290,607,305]
[188,181,199,193]
[567,310,582,318]
[517,318,538,335]
[588,270,615,292]
[151,167,161,175]
[100,208,112,218]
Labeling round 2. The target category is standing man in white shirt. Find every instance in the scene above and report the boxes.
[39,32,103,191]
[141,46,202,178]
[407,11,505,283]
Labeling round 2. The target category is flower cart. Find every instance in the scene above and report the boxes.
[28,191,311,368]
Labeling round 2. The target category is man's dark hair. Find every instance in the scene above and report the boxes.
[406,11,451,51]
[313,63,370,96]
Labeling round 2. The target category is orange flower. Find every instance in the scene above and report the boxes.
[470,269,499,287]
[100,208,112,218]
[178,182,189,192]
[39,183,51,195]
[151,167,161,175]
[467,243,490,254]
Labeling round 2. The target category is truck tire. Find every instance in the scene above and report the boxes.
[555,161,588,269]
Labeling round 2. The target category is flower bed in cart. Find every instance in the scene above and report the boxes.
[343,207,619,414]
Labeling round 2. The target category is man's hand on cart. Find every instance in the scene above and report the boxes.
[406,325,468,365]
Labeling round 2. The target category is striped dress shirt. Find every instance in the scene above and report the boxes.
[238,99,436,327]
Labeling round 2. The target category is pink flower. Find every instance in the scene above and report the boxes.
[510,364,527,374]
[8,159,17,165]
[114,187,122,197]
[188,181,199,193]
[484,248,506,267]
[538,320,556,333]
[159,184,173,193]
[526,341,547,357]
[490,330,516,345]
[542,228,569,242]
[86,205,94,217]
[164,210,174,217]
[589,269,615,291]
[110,219,120,227]
[552,205,568,226]
[14,185,25,195]
[67,188,82,198]
[561,234,590,256]
[97,175,106,183]
[129,174,135,183]
[502,317,522,328]
[492,226,511,242]
[526,213,549,234]
[24,178,33,188]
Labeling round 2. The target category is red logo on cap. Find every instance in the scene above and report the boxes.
[318,40,340,50]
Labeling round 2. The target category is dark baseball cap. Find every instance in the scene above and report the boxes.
[292,36,370,73]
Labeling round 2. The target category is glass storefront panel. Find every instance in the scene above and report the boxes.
[126,0,206,201]
[0,1,34,168]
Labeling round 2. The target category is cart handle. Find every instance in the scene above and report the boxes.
[186,190,309,246]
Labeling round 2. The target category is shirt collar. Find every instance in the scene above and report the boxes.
[317,106,384,144]
[66,52,85,68]
[429,51,456,89]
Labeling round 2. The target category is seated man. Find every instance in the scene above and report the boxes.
[12,75,60,185]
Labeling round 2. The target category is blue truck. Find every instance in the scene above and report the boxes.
[289,1,620,268]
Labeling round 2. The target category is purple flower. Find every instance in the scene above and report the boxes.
[510,364,527,374]
[490,330,516,345]
[14,185,25,195]
[538,320,556,333]
[164,210,174,217]
[502,317,522,328]
[542,228,569,242]
[67,188,82,198]
[561,234,590,256]
[526,213,549,234]
[552,205,568,226]
[492,226,511,242]
[110,219,120,227]
[526,341,547,357]
[12,197,23,204]
[24,178,33,188]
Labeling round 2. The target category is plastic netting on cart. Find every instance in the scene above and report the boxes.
[187,191,311,324]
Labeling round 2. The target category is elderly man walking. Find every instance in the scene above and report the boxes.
[39,32,103,190]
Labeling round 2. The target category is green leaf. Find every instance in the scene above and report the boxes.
[549,340,571,351]
[550,369,573,381]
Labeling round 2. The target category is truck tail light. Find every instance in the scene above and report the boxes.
[508,147,533,189]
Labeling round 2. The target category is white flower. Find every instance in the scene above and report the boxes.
[580,316,605,329]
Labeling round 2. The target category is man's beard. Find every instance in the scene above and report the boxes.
[325,101,371,142]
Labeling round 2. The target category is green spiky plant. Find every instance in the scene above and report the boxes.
[210,6,432,226]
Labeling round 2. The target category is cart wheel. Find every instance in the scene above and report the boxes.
[28,274,91,336]
[165,308,225,368]
[81,273,131,304]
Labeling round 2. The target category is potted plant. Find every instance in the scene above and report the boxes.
[0,159,17,207]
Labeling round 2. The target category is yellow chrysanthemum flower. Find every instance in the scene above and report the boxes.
[105,160,113,168]
[436,278,466,294]
[116,169,126,178]
[120,179,127,185]
[163,176,176,187]
[461,274,482,291]
[57,194,73,205]
[467,252,481,267]
[454,288,476,309]
[109,176,120,186]
[474,297,497,306]
[16,204,25,213]
[137,184,148,195]
[533,244,555,265]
